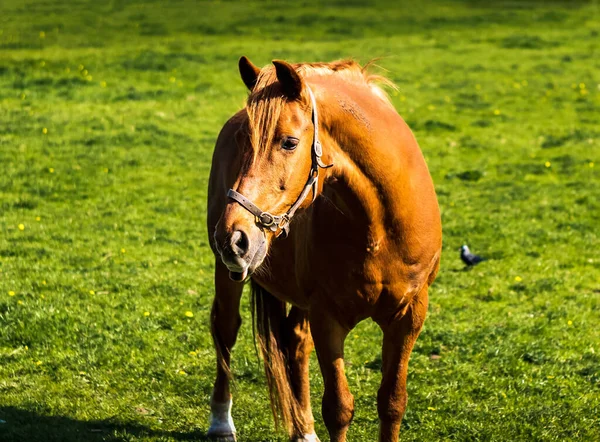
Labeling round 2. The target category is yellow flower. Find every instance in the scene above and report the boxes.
[42,280,46,285]
[169,76,176,83]
[427,105,436,111]
[49,167,54,173]
[514,276,522,282]
[17,300,23,305]
[143,311,150,317]
[121,248,126,254]
[81,69,88,76]
[567,320,573,326]
[590,162,595,168]
[42,128,48,134]
[36,216,41,221]
[427,407,436,411]
[39,31,45,39]
[545,161,551,168]
[35,361,42,366]
[178,370,187,375]
[100,81,107,88]
[86,75,93,81]
[579,83,586,89]
[184,311,194,318]
[89,290,95,295]
[8,291,16,296]
[493,109,501,115]
[78,64,84,71]
[188,351,197,356]
[18,224,25,231]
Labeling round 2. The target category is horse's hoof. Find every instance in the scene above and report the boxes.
[208,398,236,440]
[207,431,236,442]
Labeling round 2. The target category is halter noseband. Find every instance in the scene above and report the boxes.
[227,86,332,238]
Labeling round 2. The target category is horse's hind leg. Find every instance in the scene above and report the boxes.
[309,308,354,442]
[376,287,429,442]
[284,307,319,441]
[208,262,244,440]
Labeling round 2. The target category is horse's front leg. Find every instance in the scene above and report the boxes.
[207,262,244,441]
[375,287,429,442]
[309,307,354,442]
[284,307,319,442]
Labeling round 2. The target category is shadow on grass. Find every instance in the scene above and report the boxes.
[0,407,212,442]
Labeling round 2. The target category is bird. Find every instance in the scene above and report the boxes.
[460,245,485,266]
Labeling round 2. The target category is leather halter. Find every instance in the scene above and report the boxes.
[227,86,332,238]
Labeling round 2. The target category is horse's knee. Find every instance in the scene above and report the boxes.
[322,389,354,431]
[211,300,242,346]
[377,387,407,423]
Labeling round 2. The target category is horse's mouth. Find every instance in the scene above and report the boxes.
[221,233,267,283]
[229,268,249,282]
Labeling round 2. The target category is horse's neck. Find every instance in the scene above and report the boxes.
[317,80,433,246]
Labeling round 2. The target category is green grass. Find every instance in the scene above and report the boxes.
[1,0,599,440]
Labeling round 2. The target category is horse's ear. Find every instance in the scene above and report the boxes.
[239,56,261,91]
[272,60,302,99]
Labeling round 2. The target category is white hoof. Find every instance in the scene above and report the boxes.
[208,435,236,442]
[291,433,320,442]
[208,398,236,440]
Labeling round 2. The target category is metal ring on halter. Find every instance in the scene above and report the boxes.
[258,212,275,227]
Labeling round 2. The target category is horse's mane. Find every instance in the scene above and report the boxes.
[246,60,396,156]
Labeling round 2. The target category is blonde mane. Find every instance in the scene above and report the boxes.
[245,60,396,157]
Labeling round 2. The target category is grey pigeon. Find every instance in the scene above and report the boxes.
[460,245,485,266]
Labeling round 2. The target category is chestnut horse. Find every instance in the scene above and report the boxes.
[207,57,441,442]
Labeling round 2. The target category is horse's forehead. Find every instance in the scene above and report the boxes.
[278,101,306,125]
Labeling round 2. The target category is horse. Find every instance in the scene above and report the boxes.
[206,56,442,442]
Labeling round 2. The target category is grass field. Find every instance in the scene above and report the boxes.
[1,0,599,440]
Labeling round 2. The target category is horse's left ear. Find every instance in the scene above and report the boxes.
[272,60,302,99]
[239,56,261,91]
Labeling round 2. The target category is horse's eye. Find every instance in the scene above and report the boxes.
[282,137,299,151]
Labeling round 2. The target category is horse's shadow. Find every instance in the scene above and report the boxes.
[0,406,211,442]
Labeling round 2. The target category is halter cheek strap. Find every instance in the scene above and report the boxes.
[227,85,332,238]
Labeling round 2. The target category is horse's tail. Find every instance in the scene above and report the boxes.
[250,280,304,437]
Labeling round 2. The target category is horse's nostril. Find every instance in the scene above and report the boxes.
[230,230,249,257]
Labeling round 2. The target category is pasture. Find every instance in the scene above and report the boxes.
[0,0,599,440]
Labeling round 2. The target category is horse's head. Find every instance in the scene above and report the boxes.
[214,57,320,282]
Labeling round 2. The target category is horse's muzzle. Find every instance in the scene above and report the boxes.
[213,225,267,282]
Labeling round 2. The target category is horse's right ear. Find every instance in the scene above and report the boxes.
[239,56,261,91]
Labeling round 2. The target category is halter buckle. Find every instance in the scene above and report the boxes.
[314,140,323,157]
[258,212,275,227]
